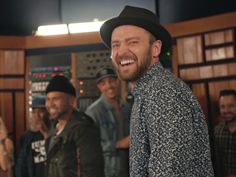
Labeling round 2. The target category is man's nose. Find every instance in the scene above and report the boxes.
[222,107,230,113]
[117,43,129,56]
[104,81,113,88]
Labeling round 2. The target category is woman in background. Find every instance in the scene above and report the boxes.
[0,117,14,177]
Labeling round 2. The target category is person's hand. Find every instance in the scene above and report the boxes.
[36,119,49,139]
[0,130,7,141]
[116,136,130,149]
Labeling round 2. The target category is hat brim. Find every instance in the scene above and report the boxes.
[96,74,117,83]
[100,17,172,53]
[31,105,45,108]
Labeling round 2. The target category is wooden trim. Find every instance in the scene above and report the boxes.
[165,11,236,37]
[185,75,236,84]
[178,58,236,69]
[0,78,25,89]
[0,36,26,49]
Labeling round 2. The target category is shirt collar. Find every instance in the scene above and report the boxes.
[133,62,165,96]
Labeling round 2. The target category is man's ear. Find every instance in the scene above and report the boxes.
[152,40,162,58]
[97,83,102,92]
[69,96,77,107]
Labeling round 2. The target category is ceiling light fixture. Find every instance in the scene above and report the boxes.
[68,21,104,33]
[35,20,104,36]
[35,24,69,36]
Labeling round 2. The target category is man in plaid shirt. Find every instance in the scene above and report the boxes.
[214,89,236,177]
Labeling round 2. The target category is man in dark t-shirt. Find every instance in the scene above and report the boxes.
[15,96,50,177]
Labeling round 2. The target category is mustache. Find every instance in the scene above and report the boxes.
[222,112,235,115]
[115,52,137,61]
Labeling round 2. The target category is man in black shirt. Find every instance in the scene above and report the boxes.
[16,96,50,177]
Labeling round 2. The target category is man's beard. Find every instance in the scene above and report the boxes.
[114,52,152,82]
[50,105,70,120]
[224,114,236,122]
[52,111,67,120]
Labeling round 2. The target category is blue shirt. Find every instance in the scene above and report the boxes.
[86,95,131,177]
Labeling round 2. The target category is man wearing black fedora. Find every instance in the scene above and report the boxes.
[44,75,104,177]
[100,5,214,177]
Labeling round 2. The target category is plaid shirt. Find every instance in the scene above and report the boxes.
[214,121,236,177]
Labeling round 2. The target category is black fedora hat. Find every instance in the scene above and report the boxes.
[100,5,172,54]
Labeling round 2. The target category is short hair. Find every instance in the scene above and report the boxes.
[149,33,157,45]
[219,89,236,98]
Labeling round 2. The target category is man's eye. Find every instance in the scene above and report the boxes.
[112,43,119,48]
[129,40,138,44]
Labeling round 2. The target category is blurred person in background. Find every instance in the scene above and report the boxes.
[45,75,104,177]
[86,68,131,177]
[15,96,50,177]
[214,89,236,177]
[0,117,14,177]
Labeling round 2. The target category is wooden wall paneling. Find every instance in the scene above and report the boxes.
[204,29,234,61]
[196,36,204,64]
[0,51,25,75]
[199,66,213,79]
[225,46,234,58]
[176,39,185,64]
[207,47,233,61]
[206,47,225,61]
[225,29,234,42]
[213,64,228,77]
[172,19,236,133]
[177,36,203,64]
[179,67,200,80]
[171,45,179,76]
[229,79,236,88]
[204,32,218,46]
[205,49,213,61]
[212,63,236,78]
[204,29,233,46]
[228,63,236,75]
[0,78,24,89]
[0,50,26,154]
